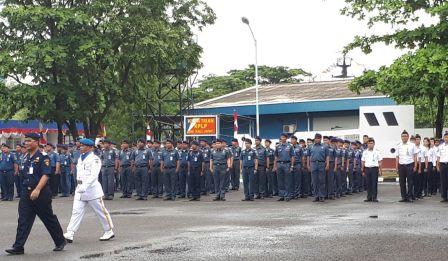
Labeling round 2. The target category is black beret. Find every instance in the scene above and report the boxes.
[215,139,223,143]
[344,140,350,143]
[154,140,161,144]
[103,139,112,144]
[191,140,199,146]
[122,139,129,144]
[307,138,313,142]
[290,135,298,140]
[182,140,189,145]
[137,138,146,143]
[147,140,153,144]
[245,138,252,144]
[166,139,173,144]
[46,143,55,148]
[315,133,322,138]
[265,139,272,143]
[299,139,305,143]
[231,138,238,142]
[25,133,40,141]
[255,136,262,141]
[323,136,329,139]
[280,133,288,138]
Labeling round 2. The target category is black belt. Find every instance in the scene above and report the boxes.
[121,165,131,167]
[214,163,226,166]
[164,166,176,169]
[312,160,325,163]
[152,164,161,168]
[258,164,265,167]
[233,159,240,161]
[0,169,13,173]
[277,161,290,164]
[136,165,148,168]
[365,166,379,169]
[243,166,254,168]
[102,165,115,168]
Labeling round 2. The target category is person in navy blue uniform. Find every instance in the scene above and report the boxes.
[188,141,204,201]
[254,136,268,199]
[326,138,337,200]
[200,140,213,195]
[151,140,163,198]
[241,138,258,201]
[1,143,17,201]
[177,141,189,198]
[290,136,303,199]
[45,143,60,198]
[299,139,310,198]
[58,145,72,197]
[5,133,66,255]
[308,133,330,202]
[133,139,151,200]
[14,144,24,198]
[265,139,277,197]
[210,139,231,201]
[161,139,180,201]
[273,133,295,202]
[230,139,242,191]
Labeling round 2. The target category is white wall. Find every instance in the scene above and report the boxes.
[312,115,358,131]
[359,105,414,158]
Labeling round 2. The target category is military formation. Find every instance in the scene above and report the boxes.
[2,131,448,205]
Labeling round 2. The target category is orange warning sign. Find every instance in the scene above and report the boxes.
[185,116,218,136]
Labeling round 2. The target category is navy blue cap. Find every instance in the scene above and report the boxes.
[80,138,95,147]
[182,140,189,145]
[231,138,238,142]
[330,138,337,142]
[255,136,262,141]
[344,140,350,143]
[265,139,272,143]
[103,139,112,144]
[24,133,40,141]
[290,135,298,140]
[191,140,199,146]
[122,139,129,144]
[245,138,252,144]
[307,138,313,141]
[147,140,153,144]
[154,140,161,144]
[299,139,305,143]
[166,139,173,144]
[280,133,288,138]
[215,139,223,143]
[137,138,146,143]
[315,133,322,138]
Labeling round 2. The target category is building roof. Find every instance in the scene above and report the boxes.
[195,80,381,109]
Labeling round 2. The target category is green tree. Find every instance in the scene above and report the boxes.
[342,0,448,137]
[194,65,310,102]
[0,0,215,141]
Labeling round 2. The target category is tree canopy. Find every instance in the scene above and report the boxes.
[0,0,216,141]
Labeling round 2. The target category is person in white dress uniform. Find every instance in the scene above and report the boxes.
[63,138,114,243]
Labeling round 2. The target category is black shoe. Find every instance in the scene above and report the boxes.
[319,198,325,202]
[277,197,285,201]
[178,195,186,199]
[364,199,372,202]
[201,192,207,196]
[441,199,448,203]
[152,195,159,199]
[212,197,220,201]
[408,199,414,203]
[163,197,173,201]
[329,196,335,200]
[313,198,319,202]
[189,198,200,201]
[285,197,291,202]
[340,194,346,197]
[256,195,261,199]
[53,240,67,252]
[120,195,126,198]
[135,197,143,200]
[5,248,24,255]
[241,198,250,201]
[220,198,226,201]
[301,195,308,199]
[346,192,352,195]
[399,199,409,202]
[372,199,379,202]
[249,198,254,201]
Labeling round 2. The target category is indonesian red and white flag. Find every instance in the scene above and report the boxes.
[233,111,238,138]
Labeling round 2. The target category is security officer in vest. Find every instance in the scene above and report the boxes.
[161,139,179,201]
[230,138,242,191]
[254,136,269,199]
[118,140,133,198]
[177,141,189,198]
[1,143,17,201]
[58,145,72,197]
[100,139,119,200]
[241,138,258,201]
[273,133,295,202]
[132,139,151,200]
[308,133,330,202]
[210,139,231,201]
[265,139,277,197]
[151,140,163,198]
[6,133,66,255]
[188,140,204,201]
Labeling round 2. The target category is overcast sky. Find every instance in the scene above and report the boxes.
[196,0,410,81]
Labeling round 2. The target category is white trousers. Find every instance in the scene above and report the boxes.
[66,197,114,234]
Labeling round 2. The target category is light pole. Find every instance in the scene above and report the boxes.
[242,17,260,137]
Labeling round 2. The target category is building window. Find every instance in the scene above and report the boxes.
[364,113,379,126]
[283,124,296,133]
[383,112,398,126]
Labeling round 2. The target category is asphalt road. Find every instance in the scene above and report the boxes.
[0,183,447,261]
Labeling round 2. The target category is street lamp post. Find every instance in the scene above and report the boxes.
[242,17,260,137]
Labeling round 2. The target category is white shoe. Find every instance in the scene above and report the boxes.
[64,231,74,243]
[99,230,115,241]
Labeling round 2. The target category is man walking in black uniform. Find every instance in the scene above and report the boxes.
[6,133,66,255]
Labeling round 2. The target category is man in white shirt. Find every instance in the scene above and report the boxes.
[64,138,115,243]
[395,130,418,202]
[436,132,448,202]
[361,138,382,202]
